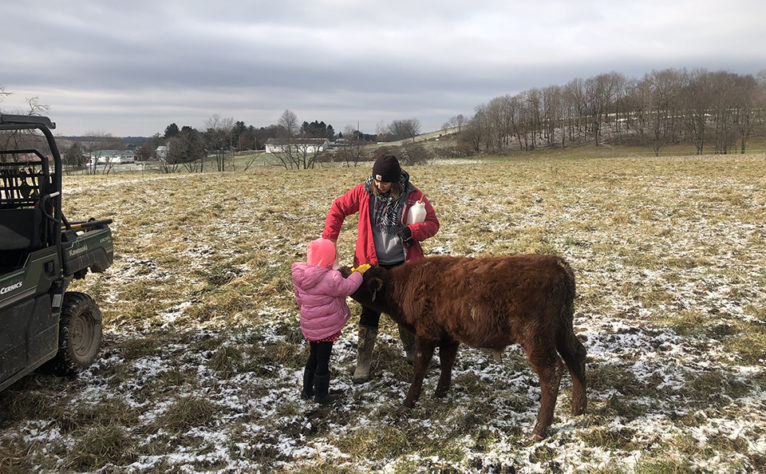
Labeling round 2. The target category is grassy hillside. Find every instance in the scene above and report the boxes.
[1,152,764,472]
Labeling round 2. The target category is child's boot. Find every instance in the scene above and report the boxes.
[313,373,339,405]
[301,366,315,400]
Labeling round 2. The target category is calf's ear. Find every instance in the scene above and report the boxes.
[370,277,384,291]
[368,277,384,302]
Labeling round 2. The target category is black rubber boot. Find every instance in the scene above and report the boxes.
[300,365,314,400]
[313,373,339,405]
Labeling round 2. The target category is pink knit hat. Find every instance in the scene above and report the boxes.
[306,238,336,268]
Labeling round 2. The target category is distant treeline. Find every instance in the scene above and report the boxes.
[451,68,766,155]
[49,67,766,161]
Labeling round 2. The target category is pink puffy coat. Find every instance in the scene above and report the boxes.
[291,263,363,341]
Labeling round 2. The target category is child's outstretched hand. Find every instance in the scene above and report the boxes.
[352,264,371,274]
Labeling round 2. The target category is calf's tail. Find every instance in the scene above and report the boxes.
[554,258,587,415]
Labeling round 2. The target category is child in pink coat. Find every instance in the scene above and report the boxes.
[291,238,369,404]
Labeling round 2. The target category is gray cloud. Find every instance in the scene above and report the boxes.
[2,0,765,135]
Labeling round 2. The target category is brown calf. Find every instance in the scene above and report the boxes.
[348,255,587,440]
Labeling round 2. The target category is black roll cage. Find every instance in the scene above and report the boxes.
[0,114,64,248]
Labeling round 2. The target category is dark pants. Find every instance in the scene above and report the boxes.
[359,260,404,328]
[305,341,333,376]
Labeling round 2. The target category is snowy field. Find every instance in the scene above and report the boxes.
[1,154,765,472]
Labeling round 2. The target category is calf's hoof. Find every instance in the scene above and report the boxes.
[433,387,448,398]
[530,421,549,441]
[571,397,587,416]
[396,405,413,417]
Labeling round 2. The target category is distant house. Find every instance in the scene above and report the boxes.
[5,152,53,164]
[90,149,135,165]
[265,138,328,154]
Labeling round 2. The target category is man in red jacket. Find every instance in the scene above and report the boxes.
[322,153,440,383]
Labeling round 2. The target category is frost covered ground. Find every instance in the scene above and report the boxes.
[1,154,765,472]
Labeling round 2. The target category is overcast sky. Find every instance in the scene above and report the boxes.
[1,0,764,137]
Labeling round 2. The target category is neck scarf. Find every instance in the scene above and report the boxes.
[365,176,407,233]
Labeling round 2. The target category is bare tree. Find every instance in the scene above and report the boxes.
[485,96,514,152]
[135,141,156,162]
[0,92,52,153]
[682,69,713,155]
[80,132,124,175]
[278,109,299,138]
[271,109,299,169]
[523,89,543,150]
[205,114,234,171]
[633,69,684,156]
[335,125,365,167]
[296,142,327,169]
[563,78,588,143]
[269,110,328,169]
[443,114,467,133]
[455,114,467,133]
[166,127,206,173]
[375,120,392,141]
[388,119,421,141]
[609,73,629,138]
[732,73,761,153]
[460,106,488,152]
[237,128,256,151]
[0,86,11,104]
[543,86,564,147]
[273,139,327,170]
[63,142,86,173]
[26,96,50,116]
[584,73,625,146]
[652,70,683,153]
[708,71,739,154]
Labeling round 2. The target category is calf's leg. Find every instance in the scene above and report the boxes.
[399,337,436,412]
[434,341,459,398]
[555,278,588,416]
[526,346,564,440]
[557,332,587,415]
[398,323,417,363]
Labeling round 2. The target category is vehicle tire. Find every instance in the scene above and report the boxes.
[47,292,103,376]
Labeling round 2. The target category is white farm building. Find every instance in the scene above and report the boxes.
[265,138,328,154]
[90,150,135,165]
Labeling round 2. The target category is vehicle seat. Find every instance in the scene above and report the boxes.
[0,208,43,250]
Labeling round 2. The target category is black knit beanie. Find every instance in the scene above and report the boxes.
[372,154,401,182]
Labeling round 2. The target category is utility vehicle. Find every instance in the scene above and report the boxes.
[0,114,113,392]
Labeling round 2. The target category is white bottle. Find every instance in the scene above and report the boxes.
[407,197,426,225]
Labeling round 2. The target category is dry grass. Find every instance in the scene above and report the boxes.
[1,152,765,471]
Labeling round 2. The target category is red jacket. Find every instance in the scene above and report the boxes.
[322,182,439,266]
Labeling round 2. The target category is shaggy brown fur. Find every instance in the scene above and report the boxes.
[346,255,587,440]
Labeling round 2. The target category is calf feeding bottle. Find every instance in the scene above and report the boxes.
[407,196,426,225]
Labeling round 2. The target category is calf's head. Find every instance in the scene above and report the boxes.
[350,266,389,311]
